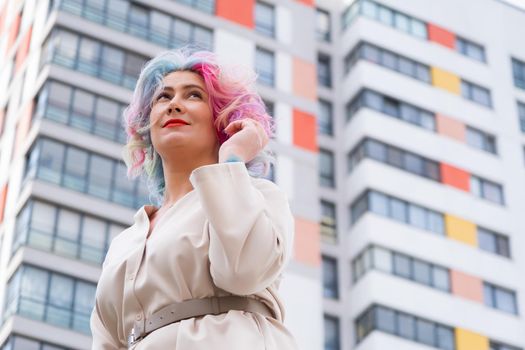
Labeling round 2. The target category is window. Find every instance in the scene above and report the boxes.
[484,283,518,314]
[466,127,497,154]
[461,80,492,107]
[512,58,525,90]
[470,175,505,205]
[324,315,340,350]
[320,200,337,243]
[255,2,275,37]
[4,265,96,334]
[456,37,486,62]
[318,54,332,88]
[355,305,454,348]
[518,102,525,133]
[318,100,333,135]
[316,8,330,42]
[477,227,510,258]
[322,256,338,299]
[319,149,335,187]
[490,341,522,350]
[0,334,70,350]
[255,47,275,86]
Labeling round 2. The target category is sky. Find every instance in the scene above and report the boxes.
[502,0,525,9]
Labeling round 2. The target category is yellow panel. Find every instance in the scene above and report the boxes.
[456,328,489,350]
[445,214,477,246]
[431,67,461,95]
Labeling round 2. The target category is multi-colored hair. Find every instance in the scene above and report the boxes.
[121,48,275,206]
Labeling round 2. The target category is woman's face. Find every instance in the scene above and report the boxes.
[149,70,219,162]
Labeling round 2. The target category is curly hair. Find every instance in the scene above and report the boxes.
[121,48,275,206]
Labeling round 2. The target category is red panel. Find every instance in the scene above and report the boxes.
[7,14,21,52]
[296,0,314,6]
[0,183,7,223]
[15,26,32,71]
[293,109,318,152]
[427,23,456,49]
[216,0,254,28]
[440,163,470,191]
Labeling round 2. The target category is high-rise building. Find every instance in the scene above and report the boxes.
[317,0,525,349]
[0,0,322,349]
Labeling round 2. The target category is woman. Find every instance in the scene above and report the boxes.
[89,48,297,349]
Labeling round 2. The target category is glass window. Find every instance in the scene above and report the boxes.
[381,50,397,70]
[377,6,393,25]
[404,153,424,175]
[372,246,392,272]
[408,205,426,230]
[55,208,81,258]
[94,98,120,140]
[361,0,378,18]
[20,267,48,319]
[427,211,445,235]
[113,163,135,207]
[478,228,497,253]
[106,0,129,32]
[100,46,124,84]
[470,176,482,197]
[351,193,368,224]
[361,44,381,64]
[432,266,450,291]
[398,57,415,77]
[54,31,78,68]
[47,274,74,328]
[366,139,387,162]
[363,90,383,110]
[38,139,65,184]
[484,283,495,307]
[320,200,337,243]
[88,155,113,199]
[397,313,415,339]
[413,260,431,285]
[123,54,145,89]
[320,149,335,187]
[394,12,410,32]
[416,319,435,346]
[47,82,72,123]
[29,201,56,250]
[393,253,411,278]
[513,58,525,89]
[519,102,525,133]
[318,55,332,88]
[382,97,399,117]
[482,180,504,204]
[316,8,330,42]
[63,147,88,192]
[172,18,192,47]
[415,63,431,83]
[375,306,395,333]
[369,191,388,216]
[150,11,171,46]
[437,326,454,350]
[322,256,338,299]
[255,47,275,86]
[77,37,100,75]
[128,4,149,38]
[255,1,275,37]
[324,315,340,350]
[318,100,333,135]
[193,26,213,50]
[81,217,107,264]
[71,90,95,132]
[494,287,517,314]
[386,146,403,168]
[496,235,511,258]
[411,19,427,38]
[389,198,407,222]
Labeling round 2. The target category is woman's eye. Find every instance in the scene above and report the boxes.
[188,91,202,99]
[156,93,170,101]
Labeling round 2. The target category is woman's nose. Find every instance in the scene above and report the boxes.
[167,99,184,114]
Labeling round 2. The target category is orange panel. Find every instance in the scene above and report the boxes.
[293,57,317,101]
[451,270,483,303]
[0,183,7,223]
[7,14,21,52]
[440,163,470,191]
[428,23,456,49]
[293,109,318,152]
[296,0,314,6]
[15,26,32,71]
[294,216,321,266]
[14,102,34,157]
[216,0,254,28]
[436,113,466,142]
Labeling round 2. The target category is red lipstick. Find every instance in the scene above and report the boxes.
[163,118,189,128]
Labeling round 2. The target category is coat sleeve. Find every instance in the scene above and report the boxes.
[189,162,294,295]
[90,299,126,350]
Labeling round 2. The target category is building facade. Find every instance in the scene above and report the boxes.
[0,0,322,349]
[317,0,525,349]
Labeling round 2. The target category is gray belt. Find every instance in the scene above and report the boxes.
[127,296,275,348]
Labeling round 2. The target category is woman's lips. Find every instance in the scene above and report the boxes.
[164,122,188,128]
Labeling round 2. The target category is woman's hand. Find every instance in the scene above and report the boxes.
[218,118,269,163]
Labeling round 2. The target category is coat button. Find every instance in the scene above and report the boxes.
[128,274,135,280]
[136,314,142,321]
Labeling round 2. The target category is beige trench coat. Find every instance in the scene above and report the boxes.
[90,162,298,349]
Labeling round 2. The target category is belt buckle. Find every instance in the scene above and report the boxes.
[127,327,143,348]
